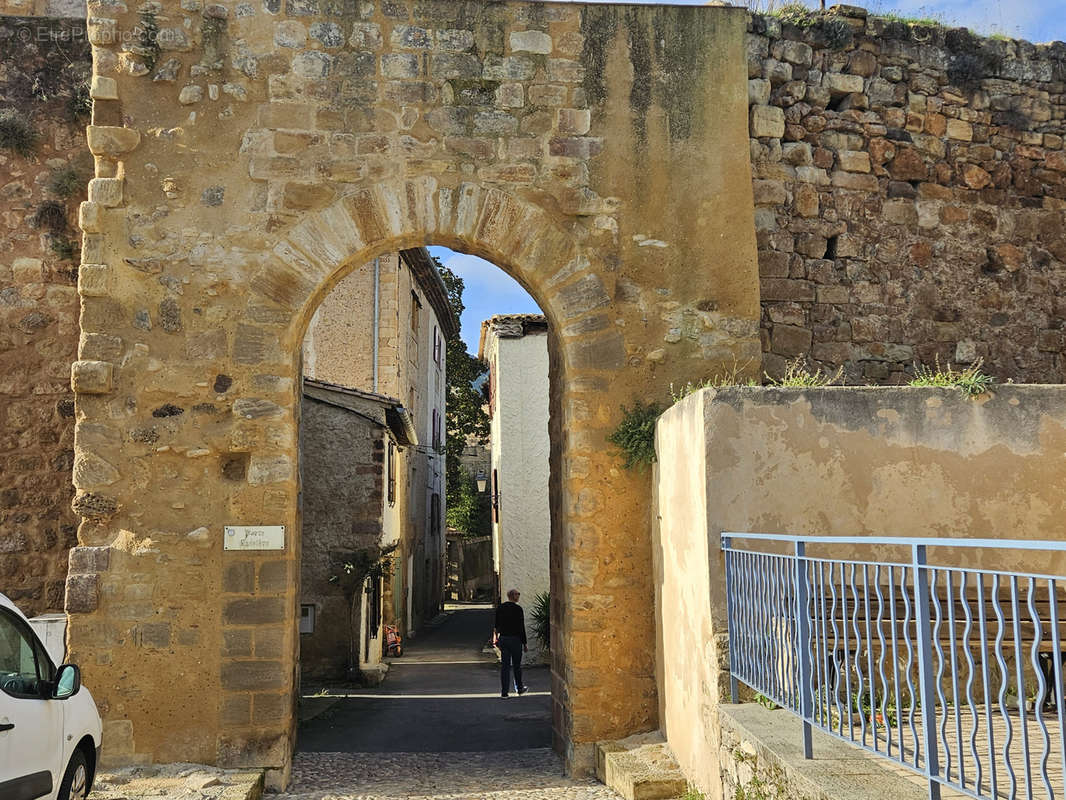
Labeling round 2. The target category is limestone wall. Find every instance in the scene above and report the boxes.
[0,16,90,616]
[749,7,1066,383]
[654,384,1066,797]
[298,393,384,681]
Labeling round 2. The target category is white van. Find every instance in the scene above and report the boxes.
[0,594,102,800]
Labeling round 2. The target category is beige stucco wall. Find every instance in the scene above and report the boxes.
[654,385,1066,796]
[485,324,550,661]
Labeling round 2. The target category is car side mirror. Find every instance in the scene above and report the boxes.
[52,664,80,699]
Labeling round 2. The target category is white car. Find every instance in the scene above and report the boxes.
[0,594,102,800]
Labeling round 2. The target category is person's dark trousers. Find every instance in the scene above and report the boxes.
[498,635,524,695]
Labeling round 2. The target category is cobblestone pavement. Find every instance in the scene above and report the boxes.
[277,749,622,800]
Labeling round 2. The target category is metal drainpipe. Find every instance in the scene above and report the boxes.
[372,257,380,392]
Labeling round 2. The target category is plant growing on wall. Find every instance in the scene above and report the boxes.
[909,356,994,396]
[765,358,844,387]
[531,591,550,652]
[329,544,398,678]
[607,401,662,470]
[0,110,38,157]
[48,164,88,199]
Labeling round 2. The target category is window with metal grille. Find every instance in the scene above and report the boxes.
[387,441,396,506]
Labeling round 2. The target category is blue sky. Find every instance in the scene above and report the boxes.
[428,246,543,354]
[432,0,1066,353]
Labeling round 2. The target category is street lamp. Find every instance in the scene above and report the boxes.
[475,470,500,514]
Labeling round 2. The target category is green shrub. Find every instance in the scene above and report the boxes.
[607,401,662,470]
[765,358,844,388]
[48,165,86,199]
[50,235,80,262]
[0,110,38,157]
[531,591,550,652]
[670,358,759,402]
[909,356,994,396]
[32,201,68,232]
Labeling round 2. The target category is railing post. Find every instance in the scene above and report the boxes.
[722,534,740,704]
[912,544,942,800]
[795,540,813,759]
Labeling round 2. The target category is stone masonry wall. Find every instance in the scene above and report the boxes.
[0,16,90,615]
[298,394,384,681]
[749,6,1066,383]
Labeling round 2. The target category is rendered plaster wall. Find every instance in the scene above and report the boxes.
[748,7,1066,383]
[654,385,1066,796]
[0,16,89,616]
[487,327,550,662]
[65,0,759,777]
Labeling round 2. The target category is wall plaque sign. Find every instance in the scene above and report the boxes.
[224,525,286,551]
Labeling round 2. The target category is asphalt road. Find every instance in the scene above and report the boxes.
[297,604,552,753]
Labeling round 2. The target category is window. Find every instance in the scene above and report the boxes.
[432,409,441,452]
[492,468,500,523]
[432,325,442,366]
[299,604,315,634]
[0,608,53,698]
[430,493,441,539]
[387,441,396,506]
[410,291,421,334]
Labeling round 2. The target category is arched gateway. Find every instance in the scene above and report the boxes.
[66,0,759,782]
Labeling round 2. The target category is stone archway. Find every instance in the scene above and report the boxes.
[66,0,759,781]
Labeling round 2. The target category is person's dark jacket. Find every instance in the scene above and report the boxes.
[495,601,526,644]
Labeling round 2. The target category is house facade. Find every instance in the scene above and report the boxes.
[299,248,455,682]
[479,315,550,661]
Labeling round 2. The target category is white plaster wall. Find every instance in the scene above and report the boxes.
[489,331,550,661]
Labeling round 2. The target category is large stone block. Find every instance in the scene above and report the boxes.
[71,361,114,394]
[510,30,552,54]
[65,574,98,614]
[223,598,286,626]
[86,126,141,157]
[750,105,784,139]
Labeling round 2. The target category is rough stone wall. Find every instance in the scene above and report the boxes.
[298,394,384,681]
[302,259,378,389]
[0,16,90,616]
[0,0,85,19]
[749,7,1066,383]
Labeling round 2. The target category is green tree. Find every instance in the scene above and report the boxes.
[435,259,491,536]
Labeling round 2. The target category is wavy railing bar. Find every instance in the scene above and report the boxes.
[723,533,1066,800]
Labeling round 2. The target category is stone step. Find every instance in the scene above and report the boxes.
[595,732,689,800]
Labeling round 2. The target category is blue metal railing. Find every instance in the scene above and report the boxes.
[722,533,1066,800]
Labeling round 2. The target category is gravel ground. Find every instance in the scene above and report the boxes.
[276,749,622,800]
[93,763,262,800]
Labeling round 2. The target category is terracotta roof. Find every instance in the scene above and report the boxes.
[302,378,417,446]
[477,314,548,359]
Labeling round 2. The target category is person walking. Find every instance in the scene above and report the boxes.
[494,589,528,698]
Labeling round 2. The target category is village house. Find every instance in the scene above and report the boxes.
[479,314,550,661]
[299,248,456,682]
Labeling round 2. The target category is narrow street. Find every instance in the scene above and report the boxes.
[283,604,620,799]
